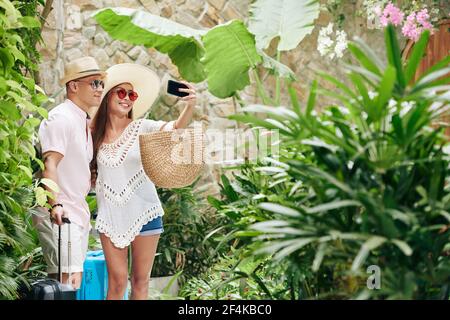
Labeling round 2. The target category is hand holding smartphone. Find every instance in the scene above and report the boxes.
[167,80,190,97]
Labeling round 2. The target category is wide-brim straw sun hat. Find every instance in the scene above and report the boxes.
[139,125,206,189]
[60,56,106,85]
[95,63,161,120]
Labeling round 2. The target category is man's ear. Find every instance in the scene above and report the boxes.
[67,81,77,93]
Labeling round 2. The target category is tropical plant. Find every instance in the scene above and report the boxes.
[94,0,319,100]
[179,244,294,300]
[0,0,50,299]
[227,25,450,299]
[94,0,450,300]
[151,180,224,286]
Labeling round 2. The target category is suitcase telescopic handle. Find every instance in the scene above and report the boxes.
[57,218,71,284]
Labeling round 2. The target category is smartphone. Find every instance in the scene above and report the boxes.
[167,80,189,97]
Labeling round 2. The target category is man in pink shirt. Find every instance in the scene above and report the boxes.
[35,56,106,289]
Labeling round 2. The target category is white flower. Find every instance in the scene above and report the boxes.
[362,0,389,29]
[317,34,333,57]
[334,30,348,58]
[317,23,348,61]
[325,22,334,35]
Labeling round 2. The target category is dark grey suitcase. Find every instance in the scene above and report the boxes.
[24,220,77,300]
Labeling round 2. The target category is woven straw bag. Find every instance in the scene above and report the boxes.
[139,127,206,189]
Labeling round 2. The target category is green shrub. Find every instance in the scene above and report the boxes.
[226,26,450,299]
[0,0,49,299]
[151,181,225,286]
[180,244,294,300]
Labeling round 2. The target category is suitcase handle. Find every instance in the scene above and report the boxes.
[58,219,72,284]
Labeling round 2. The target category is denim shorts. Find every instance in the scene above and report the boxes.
[139,216,164,236]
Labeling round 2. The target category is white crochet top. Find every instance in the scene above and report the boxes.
[95,119,175,248]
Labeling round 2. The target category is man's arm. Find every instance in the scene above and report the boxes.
[42,151,65,225]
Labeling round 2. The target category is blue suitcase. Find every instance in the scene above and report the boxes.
[76,250,128,300]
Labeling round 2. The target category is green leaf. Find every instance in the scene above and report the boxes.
[250,273,273,299]
[273,237,316,260]
[306,80,317,116]
[391,239,413,256]
[288,162,355,195]
[342,63,382,84]
[420,54,450,79]
[413,67,450,91]
[20,141,36,157]
[248,0,320,51]
[40,178,60,193]
[318,72,359,101]
[252,220,309,234]
[229,113,291,136]
[36,107,48,119]
[287,81,301,115]
[7,46,25,63]
[202,20,262,98]
[24,117,41,128]
[312,243,327,272]
[18,165,32,180]
[0,0,19,27]
[352,36,385,71]
[404,30,429,84]
[34,187,48,207]
[0,101,21,121]
[405,103,427,139]
[0,48,14,76]
[349,73,371,109]
[220,174,239,202]
[34,158,45,171]
[439,211,450,223]
[95,8,206,82]
[385,24,406,90]
[0,76,7,95]
[375,65,396,119]
[304,200,361,214]
[258,202,300,217]
[347,42,382,76]
[392,114,404,143]
[22,77,35,92]
[352,236,387,271]
[207,195,222,210]
[17,16,41,29]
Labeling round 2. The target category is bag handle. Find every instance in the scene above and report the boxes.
[159,121,171,131]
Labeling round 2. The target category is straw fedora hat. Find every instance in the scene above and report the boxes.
[95,63,161,120]
[139,125,206,189]
[60,56,106,85]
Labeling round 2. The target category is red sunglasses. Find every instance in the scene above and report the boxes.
[114,88,139,101]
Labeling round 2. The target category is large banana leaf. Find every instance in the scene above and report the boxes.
[202,20,262,98]
[94,8,207,82]
[248,0,320,51]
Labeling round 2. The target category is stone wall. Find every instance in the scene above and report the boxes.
[37,0,390,197]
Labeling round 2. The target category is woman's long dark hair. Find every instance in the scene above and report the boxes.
[90,87,132,186]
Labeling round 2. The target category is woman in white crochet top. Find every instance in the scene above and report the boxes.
[90,63,196,300]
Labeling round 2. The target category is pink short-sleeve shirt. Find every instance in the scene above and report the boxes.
[38,99,93,229]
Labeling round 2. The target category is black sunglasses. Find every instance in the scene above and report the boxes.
[75,79,105,90]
